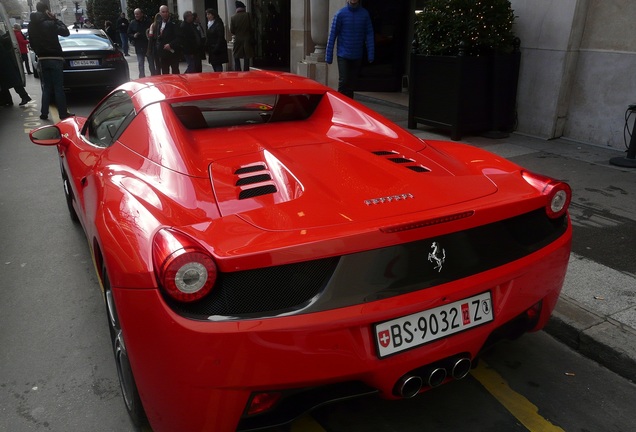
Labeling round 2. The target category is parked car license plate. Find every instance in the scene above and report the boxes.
[374,292,493,358]
[70,60,99,67]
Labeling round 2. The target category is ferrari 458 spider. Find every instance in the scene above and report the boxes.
[30,71,572,432]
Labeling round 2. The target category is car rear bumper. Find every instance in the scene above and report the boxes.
[63,67,129,90]
[113,225,571,432]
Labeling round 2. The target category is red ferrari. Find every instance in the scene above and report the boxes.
[30,71,572,432]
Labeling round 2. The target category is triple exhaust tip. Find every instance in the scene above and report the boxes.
[394,357,473,398]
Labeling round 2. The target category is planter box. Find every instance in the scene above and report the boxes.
[408,51,520,140]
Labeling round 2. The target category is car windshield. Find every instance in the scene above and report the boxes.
[59,34,112,51]
[171,94,323,130]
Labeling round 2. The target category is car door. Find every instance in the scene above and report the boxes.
[63,90,135,230]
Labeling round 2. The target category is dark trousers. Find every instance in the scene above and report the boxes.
[337,56,362,99]
[21,53,32,73]
[40,59,68,116]
[159,53,180,74]
[119,32,129,54]
[234,57,249,71]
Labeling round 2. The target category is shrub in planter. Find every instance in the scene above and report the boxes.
[408,0,519,140]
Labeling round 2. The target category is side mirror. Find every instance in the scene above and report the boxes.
[30,125,62,146]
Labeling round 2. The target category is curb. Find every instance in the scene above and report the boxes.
[545,297,636,383]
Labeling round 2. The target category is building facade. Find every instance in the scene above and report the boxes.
[41,0,636,152]
[175,0,636,152]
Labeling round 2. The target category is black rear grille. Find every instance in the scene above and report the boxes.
[166,257,340,319]
[166,209,568,320]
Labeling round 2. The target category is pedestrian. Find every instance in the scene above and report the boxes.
[13,24,33,75]
[156,5,181,74]
[28,1,72,120]
[146,13,161,75]
[193,12,206,72]
[229,1,254,71]
[325,0,375,99]
[0,26,32,107]
[205,8,228,72]
[128,8,151,78]
[180,11,202,74]
[104,20,116,44]
[82,18,94,29]
[116,12,130,56]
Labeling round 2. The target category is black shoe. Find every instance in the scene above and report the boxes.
[2,103,12,107]
[60,112,75,120]
[40,114,48,120]
[27,72,33,75]
[19,96,32,106]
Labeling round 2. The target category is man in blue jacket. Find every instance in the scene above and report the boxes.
[325,0,374,99]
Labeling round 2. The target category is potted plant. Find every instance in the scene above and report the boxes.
[408,0,520,140]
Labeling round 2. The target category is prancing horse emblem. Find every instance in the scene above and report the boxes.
[428,242,446,272]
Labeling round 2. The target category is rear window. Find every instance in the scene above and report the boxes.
[170,94,323,130]
[60,34,112,50]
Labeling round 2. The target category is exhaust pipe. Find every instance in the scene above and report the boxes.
[426,367,447,387]
[394,375,423,398]
[450,357,472,380]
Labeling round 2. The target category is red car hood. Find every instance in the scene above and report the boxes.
[210,140,497,231]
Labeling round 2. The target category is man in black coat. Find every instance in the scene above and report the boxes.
[180,10,202,73]
[115,12,130,55]
[28,1,72,120]
[0,27,31,106]
[156,4,181,74]
[128,8,151,77]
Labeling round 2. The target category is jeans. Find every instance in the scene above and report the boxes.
[40,59,68,116]
[336,56,362,99]
[136,51,146,78]
[119,32,129,54]
[184,54,196,73]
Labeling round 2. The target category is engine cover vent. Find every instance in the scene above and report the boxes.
[372,150,430,173]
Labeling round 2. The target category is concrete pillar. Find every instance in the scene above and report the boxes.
[297,0,329,84]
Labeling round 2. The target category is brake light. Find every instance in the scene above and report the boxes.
[521,170,572,219]
[152,228,217,302]
[105,52,125,62]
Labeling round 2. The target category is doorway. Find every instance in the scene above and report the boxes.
[357,0,409,92]
[250,0,290,70]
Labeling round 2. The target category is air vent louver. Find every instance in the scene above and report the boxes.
[235,163,278,199]
[373,150,430,173]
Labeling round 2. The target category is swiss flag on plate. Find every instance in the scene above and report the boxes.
[378,330,391,348]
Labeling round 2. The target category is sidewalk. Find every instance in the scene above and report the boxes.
[356,91,636,383]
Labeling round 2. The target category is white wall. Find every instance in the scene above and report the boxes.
[511,0,636,150]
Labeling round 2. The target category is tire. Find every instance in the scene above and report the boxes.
[103,267,148,427]
[61,173,79,223]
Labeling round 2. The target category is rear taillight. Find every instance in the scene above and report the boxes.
[521,170,572,219]
[105,52,125,62]
[152,228,217,302]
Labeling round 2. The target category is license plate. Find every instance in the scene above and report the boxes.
[374,292,493,358]
[70,60,99,67]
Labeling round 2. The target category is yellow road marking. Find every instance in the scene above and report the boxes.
[291,414,327,432]
[472,361,565,432]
